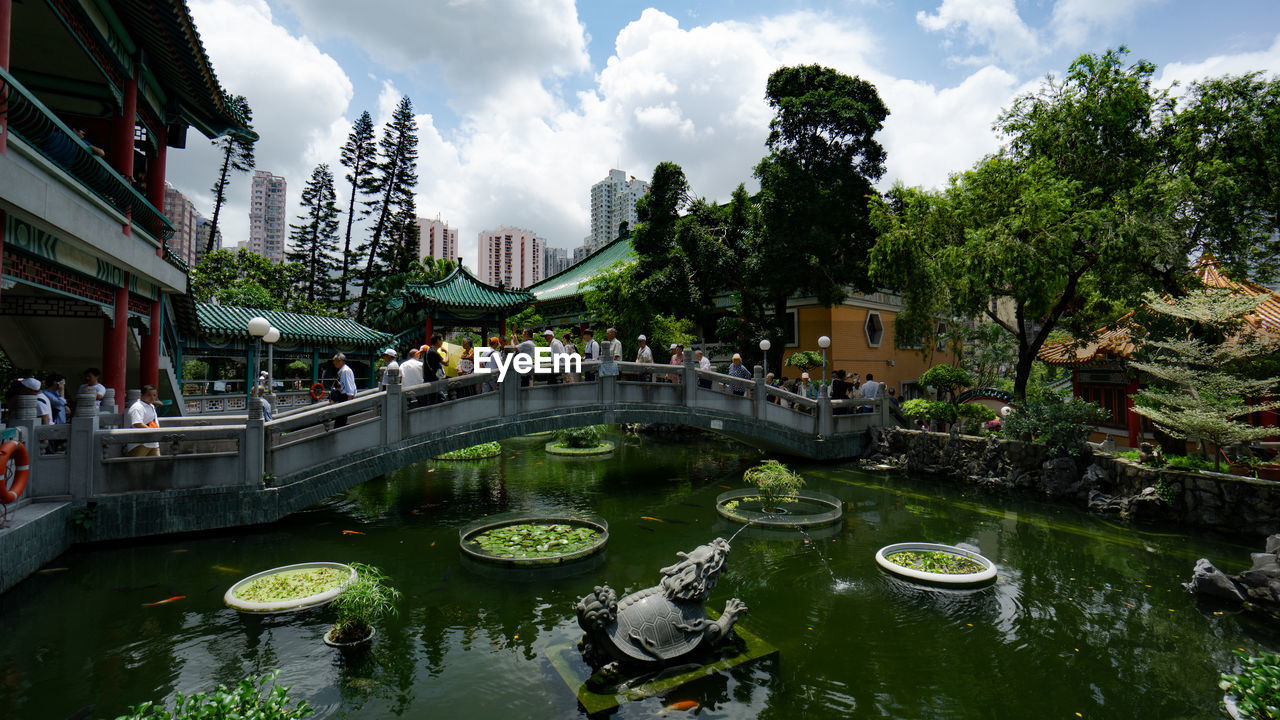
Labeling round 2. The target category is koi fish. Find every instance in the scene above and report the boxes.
[144,595,185,606]
[637,524,656,532]
[169,549,188,553]
[342,530,365,535]
[718,485,732,490]
[37,567,69,574]
[661,700,699,713]
[640,516,664,523]
[211,565,241,574]
[427,469,436,473]
[430,541,436,547]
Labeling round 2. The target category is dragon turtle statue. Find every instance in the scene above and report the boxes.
[575,537,747,676]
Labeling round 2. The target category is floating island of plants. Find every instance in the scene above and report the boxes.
[460,517,609,567]
[545,426,615,456]
[434,442,502,460]
[224,562,356,613]
[874,542,997,587]
[715,460,842,529]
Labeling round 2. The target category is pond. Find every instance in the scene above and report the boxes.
[0,429,1273,719]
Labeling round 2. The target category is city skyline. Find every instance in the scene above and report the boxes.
[160,1,1280,271]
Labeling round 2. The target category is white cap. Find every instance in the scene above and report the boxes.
[543,329,554,336]
[801,372,810,379]
[669,343,678,350]
[732,353,742,360]
[637,334,646,341]
[20,377,40,390]
[606,327,617,334]
[382,348,397,358]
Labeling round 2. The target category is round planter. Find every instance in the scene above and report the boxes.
[460,516,609,568]
[874,543,997,587]
[324,625,376,649]
[715,488,843,529]
[544,440,616,456]
[224,562,355,614]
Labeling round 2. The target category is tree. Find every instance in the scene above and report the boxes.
[919,364,972,405]
[358,256,457,333]
[357,97,419,322]
[285,164,340,306]
[337,111,377,308]
[871,49,1175,399]
[783,351,825,375]
[191,249,300,311]
[754,65,888,362]
[582,260,694,358]
[205,94,255,255]
[1130,289,1280,469]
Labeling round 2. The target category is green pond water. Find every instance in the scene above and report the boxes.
[0,430,1273,719]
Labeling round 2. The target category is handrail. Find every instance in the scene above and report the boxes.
[267,391,383,432]
[0,66,175,243]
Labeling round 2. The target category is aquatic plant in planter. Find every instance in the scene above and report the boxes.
[546,425,615,455]
[874,542,997,587]
[326,563,400,648]
[115,669,312,719]
[225,562,355,614]
[434,441,501,460]
[885,550,985,575]
[743,460,804,513]
[469,523,602,559]
[1220,650,1280,720]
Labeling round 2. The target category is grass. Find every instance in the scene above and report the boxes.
[234,567,347,603]
[329,563,399,643]
[434,442,501,460]
[886,550,985,575]
[1116,450,1218,472]
[468,523,602,559]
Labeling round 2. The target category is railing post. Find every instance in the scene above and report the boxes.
[245,396,265,487]
[602,373,617,421]
[753,365,764,419]
[499,373,519,416]
[818,395,833,438]
[879,395,890,428]
[383,362,402,445]
[69,389,99,498]
[683,355,696,407]
[102,388,117,415]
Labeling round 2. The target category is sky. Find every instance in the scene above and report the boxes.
[164,0,1280,273]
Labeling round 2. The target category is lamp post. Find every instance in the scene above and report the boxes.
[818,335,831,386]
[247,316,270,399]
[759,338,771,377]
[263,326,280,398]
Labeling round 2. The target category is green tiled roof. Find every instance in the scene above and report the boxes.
[528,236,636,303]
[195,303,392,347]
[401,267,535,311]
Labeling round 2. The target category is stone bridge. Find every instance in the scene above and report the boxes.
[0,360,904,592]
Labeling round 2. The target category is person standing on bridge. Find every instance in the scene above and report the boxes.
[423,334,447,403]
[561,332,579,383]
[581,328,600,381]
[545,330,565,385]
[401,348,425,389]
[125,384,160,457]
[517,329,536,387]
[727,353,752,396]
[330,353,357,428]
[668,343,685,384]
[635,334,653,382]
[599,328,622,378]
[457,337,477,397]
[695,349,712,388]
[377,348,398,389]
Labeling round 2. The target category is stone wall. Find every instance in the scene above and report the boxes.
[866,427,1280,539]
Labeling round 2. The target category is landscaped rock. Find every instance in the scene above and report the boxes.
[1183,558,1246,602]
[1264,534,1280,555]
[1237,553,1280,588]
[1127,487,1167,521]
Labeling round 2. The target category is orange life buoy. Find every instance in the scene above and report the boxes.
[0,440,30,504]
[310,382,326,401]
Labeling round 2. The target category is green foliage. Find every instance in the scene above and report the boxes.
[337,110,377,308]
[205,94,256,256]
[330,563,400,643]
[885,551,985,575]
[900,399,957,425]
[468,523,602,559]
[191,250,303,312]
[1220,650,1280,720]
[509,306,545,336]
[435,442,501,460]
[71,503,98,530]
[556,425,606,449]
[233,567,346,603]
[1002,397,1110,458]
[359,257,457,332]
[1132,289,1280,468]
[742,460,805,510]
[783,351,826,374]
[947,323,1018,389]
[920,364,972,403]
[283,361,309,378]
[357,96,419,322]
[114,669,312,720]
[957,403,998,423]
[182,360,210,380]
[285,163,341,306]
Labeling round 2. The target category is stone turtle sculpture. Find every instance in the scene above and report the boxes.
[575,537,747,675]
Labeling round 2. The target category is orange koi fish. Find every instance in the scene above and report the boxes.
[639,516,664,523]
[662,700,699,713]
[342,530,365,535]
[144,595,185,606]
[718,485,731,490]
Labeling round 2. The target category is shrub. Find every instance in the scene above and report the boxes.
[783,351,826,374]
[743,460,805,511]
[957,403,998,423]
[901,399,957,425]
[556,425,605,448]
[1002,397,1110,458]
[920,364,973,403]
[1220,650,1280,720]
[114,669,312,719]
[435,442,501,460]
[329,563,400,644]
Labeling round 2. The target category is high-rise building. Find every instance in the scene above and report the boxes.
[417,216,459,265]
[588,169,649,252]
[477,226,544,288]
[544,246,570,278]
[195,216,223,265]
[572,244,591,266]
[162,183,200,267]
[248,170,287,263]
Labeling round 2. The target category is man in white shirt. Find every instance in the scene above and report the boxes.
[79,367,106,410]
[22,377,51,425]
[125,384,160,456]
[546,329,566,384]
[859,372,882,413]
[581,328,600,380]
[600,327,622,377]
[376,348,397,389]
[694,349,712,388]
[517,329,537,387]
[400,348,425,387]
[331,353,358,428]
[634,334,653,381]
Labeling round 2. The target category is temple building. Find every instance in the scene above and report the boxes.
[0,0,255,408]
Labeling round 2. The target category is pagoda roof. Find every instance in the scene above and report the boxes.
[528,235,636,304]
[1039,257,1280,367]
[400,266,535,311]
[115,1,255,140]
[195,303,391,347]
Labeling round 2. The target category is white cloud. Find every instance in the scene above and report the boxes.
[1050,0,1163,48]
[1156,32,1280,91]
[168,0,353,249]
[916,0,1041,65]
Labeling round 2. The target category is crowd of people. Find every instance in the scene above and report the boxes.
[1,368,167,456]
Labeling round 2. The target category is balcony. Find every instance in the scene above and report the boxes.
[0,67,176,251]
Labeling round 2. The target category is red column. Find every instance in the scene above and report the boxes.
[498,318,507,344]
[146,124,167,257]
[1125,373,1141,449]
[0,0,11,154]
[140,298,160,387]
[110,69,138,236]
[104,276,129,404]
[424,314,434,347]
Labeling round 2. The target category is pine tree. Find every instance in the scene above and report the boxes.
[285,164,341,305]
[205,94,256,255]
[356,97,419,322]
[1131,288,1280,469]
[337,111,376,308]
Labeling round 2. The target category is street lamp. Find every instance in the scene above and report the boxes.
[247,317,270,399]
[817,335,831,386]
[759,338,771,377]
[263,326,281,397]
